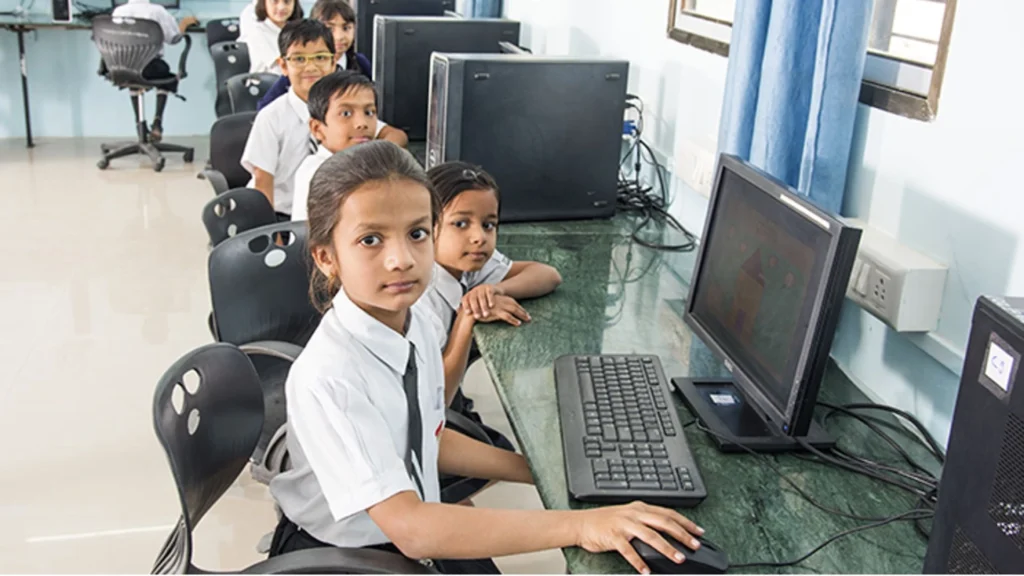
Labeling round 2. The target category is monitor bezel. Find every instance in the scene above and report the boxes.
[684,154,849,434]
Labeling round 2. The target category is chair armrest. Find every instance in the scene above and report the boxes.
[445,410,493,446]
[176,33,191,81]
[242,546,437,574]
[200,169,230,195]
[240,340,304,363]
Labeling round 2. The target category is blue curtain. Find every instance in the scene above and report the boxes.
[463,0,502,18]
[717,0,872,214]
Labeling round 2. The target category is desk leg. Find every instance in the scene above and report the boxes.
[17,28,33,148]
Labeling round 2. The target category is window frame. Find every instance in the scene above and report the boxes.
[666,0,959,121]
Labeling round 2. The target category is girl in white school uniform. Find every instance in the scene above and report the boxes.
[267,141,706,574]
[238,0,303,74]
[423,162,562,415]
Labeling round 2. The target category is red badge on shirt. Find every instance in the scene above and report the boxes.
[435,419,445,438]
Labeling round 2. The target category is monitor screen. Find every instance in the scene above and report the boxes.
[688,165,834,415]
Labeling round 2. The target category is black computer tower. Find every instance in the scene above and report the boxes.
[374,17,520,140]
[924,296,1024,573]
[355,0,446,54]
[427,54,628,223]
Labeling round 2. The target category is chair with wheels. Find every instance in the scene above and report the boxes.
[205,18,241,49]
[226,72,281,114]
[202,187,278,247]
[151,343,435,574]
[211,42,251,117]
[92,15,195,172]
[199,111,256,195]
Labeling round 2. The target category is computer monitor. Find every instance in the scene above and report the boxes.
[924,295,1024,573]
[111,0,178,8]
[673,154,861,453]
[354,0,446,53]
[427,53,628,222]
[373,16,520,140]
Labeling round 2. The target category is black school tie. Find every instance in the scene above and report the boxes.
[403,342,426,499]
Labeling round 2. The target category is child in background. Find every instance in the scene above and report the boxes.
[258,0,371,110]
[241,19,334,218]
[268,140,705,575]
[291,71,408,222]
[238,0,303,74]
[423,162,562,409]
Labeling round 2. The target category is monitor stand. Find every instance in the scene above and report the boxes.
[671,377,835,454]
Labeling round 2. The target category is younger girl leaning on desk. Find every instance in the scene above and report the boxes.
[266,141,707,574]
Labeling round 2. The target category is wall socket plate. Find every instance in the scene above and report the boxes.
[845,218,948,333]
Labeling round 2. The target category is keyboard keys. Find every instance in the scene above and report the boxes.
[595,472,611,481]
[593,459,609,473]
[597,480,630,490]
[630,480,660,490]
[602,425,617,442]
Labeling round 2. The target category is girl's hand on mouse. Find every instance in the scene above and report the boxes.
[473,295,530,327]
[574,501,704,574]
[461,284,506,320]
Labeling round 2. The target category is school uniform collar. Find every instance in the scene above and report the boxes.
[332,288,423,375]
[286,88,310,122]
[338,53,348,70]
[432,262,466,312]
[126,0,150,4]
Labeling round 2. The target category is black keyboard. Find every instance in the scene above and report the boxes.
[555,354,707,507]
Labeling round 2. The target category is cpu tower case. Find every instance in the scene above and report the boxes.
[924,296,1024,574]
[373,16,520,140]
[427,54,628,223]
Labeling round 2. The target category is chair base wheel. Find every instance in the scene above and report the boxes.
[97,158,110,170]
[183,149,194,163]
[154,158,166,172]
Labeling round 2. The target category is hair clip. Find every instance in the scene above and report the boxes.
[461,168,480,181]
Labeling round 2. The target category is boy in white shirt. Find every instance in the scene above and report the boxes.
[291,70,408,222]
[110,0,198,141]
[241,19,334,219]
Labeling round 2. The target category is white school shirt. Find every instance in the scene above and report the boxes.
[421,251,513,349]
[241,88,314,214]
[238,0,257,39]
[239,18,283,74]
[290,120,391,222]
[269,289,447,548]
[111,0,180,53]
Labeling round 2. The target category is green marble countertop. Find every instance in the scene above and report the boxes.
[474,218,932,574]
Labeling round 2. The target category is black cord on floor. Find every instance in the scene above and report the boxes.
[731,508,935,569]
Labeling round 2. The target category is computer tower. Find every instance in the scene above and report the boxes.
[52,0,72,21]
[924,296,1024,573]
[374,17,520,140]
[427,54,628,223]
[354,0,446,54]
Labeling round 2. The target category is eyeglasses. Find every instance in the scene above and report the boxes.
[283,52,335,67]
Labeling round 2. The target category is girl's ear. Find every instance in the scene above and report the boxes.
[311,244,338,279]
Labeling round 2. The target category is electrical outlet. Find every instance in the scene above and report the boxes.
[845,219,948,332]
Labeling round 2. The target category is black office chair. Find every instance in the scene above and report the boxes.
[205,18,241,49]
[200,111,256,194]
[92,15,195,172]
[211,42,251,117]
[202,187,278,247]
[226,72,280,114]
[151,343,434,574]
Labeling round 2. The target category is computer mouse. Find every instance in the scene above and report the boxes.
[630,533,729,574]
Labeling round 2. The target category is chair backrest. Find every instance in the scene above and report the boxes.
[205,18,240,48]
[202,187,278,247]
[209,221,322,347]
[210,41,250,87]
[91,15,164,87]
[209,111,257,190]
[226,72,280,114]
[151,343,263,574]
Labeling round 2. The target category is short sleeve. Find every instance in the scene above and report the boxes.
[241,110,281,177]
[155,8,181,44]
[465,250,513,288]
[290,158,314,221]
[290,374,416,522]
[374,120,388,138]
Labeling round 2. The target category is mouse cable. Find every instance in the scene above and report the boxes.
[816,402,941,477]
[731,507,934,569]
[692,422,922,522]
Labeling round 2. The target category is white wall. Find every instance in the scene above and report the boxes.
[506,0,1024,445]
[831,0,1024,445]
